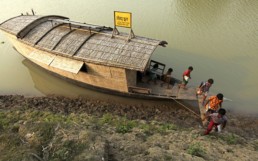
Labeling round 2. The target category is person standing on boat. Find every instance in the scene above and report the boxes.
[147,63,159,84]
[204,108,227,135]
[160,68,173,89]
[197,78,214,105]
[204,93,223,114]
[179,66,193,89]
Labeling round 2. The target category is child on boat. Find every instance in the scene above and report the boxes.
[204,93,223,114]
[147,63,159,84]
[197,78,214,105]
[160,68,173,89]
[204,108,227,135]
[179,66,193,89]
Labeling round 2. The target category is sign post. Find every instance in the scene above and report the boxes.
[112,11,135,41]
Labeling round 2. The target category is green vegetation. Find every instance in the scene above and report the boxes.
[115,117,137,134]
[0,110,94,160]
[254,141,258,151]
[1,105,255,161]
[159,123,177,133]
[187,142,205,157]
[97,113,177,135]
[100,113,113,125]
[221,133,239,145]
[140,123,157,135]
[140,122,177,136]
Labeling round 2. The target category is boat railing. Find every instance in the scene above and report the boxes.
[148,60,166,78]
[48,18,110,31]
[48,18,162,47]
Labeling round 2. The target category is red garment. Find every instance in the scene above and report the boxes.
[182,69,191,77]
[204,120,219,135]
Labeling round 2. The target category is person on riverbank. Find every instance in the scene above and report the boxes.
[197,78,214,105]
[179,66,193,89]
[160,68,173,89]
[204,108,227,135]
[147,63,159,84]
[204,93,223,114]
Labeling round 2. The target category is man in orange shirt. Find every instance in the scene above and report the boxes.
[204,93,224,113]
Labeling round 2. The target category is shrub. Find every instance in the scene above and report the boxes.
[187,142,205,157]
[158,123,177,134]
[140,124,156,136]
[222,134,238,145]
[116,118,136,134]
[99,113,113,125]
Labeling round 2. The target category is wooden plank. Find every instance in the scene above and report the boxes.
[27,50,55,65]
[171,85,180,97]
[128,86,151,94]
[177,86,197,100]
[197,94,208,126]
[50,56,84,74]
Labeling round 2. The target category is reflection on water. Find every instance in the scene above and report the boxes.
[0,0,258,113]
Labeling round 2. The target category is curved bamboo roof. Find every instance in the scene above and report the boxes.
[0,15,167,71]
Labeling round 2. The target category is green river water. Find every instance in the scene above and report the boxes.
[0,0,257,114]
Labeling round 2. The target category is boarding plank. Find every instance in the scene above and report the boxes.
[197,94,208,126]
[177,86,197,100]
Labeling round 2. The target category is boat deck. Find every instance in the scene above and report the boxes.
[136,76,197,100]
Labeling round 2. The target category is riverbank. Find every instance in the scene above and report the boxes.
[0,95,257,160]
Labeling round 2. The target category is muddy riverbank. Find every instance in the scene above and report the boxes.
[0,95,257,160]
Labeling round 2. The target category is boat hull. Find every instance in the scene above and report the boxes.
[3,32,175,100]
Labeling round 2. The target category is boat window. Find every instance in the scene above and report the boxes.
[80,63,88,72]
[149,60,166,77]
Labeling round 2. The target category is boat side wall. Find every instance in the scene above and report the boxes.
[3,32,129,93]
[125,69,137,87]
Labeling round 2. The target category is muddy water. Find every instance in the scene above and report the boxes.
[0,0,258,113]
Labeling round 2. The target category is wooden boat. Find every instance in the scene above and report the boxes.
[0,14,197,100]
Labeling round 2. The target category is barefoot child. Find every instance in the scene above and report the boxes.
[147,63,159,84]
[160,68,173,89]
[197,78,214,105]
[179,66,193,89]
[204,108,227,135]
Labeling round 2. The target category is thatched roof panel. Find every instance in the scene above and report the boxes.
[0,16,41,35]
[37,26,70,50]
[1,15,166,71]
[55,30,91,56]
[23,21,61,44]
[71,31,161,70]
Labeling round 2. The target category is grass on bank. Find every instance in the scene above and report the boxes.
[254,141,258,151]
[0,109,179,160]
[97,113,178,135]
[187,142,205,157]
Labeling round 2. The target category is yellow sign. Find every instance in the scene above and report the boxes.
[114,11,132,28]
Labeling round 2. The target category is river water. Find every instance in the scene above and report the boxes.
[0,0,258,114]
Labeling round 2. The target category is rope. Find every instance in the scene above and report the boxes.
[169,96,200,118]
